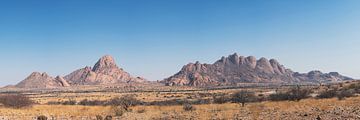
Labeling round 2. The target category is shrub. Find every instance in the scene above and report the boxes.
[183,103,195,111]
[62,99,77,105]
[96,115,103,120]
[137,108,146,113]
[269,86,312,101]
[337,89,355,100]
[231,91,257,107]
[47,101,61,105]
[78,99,104,106]
[288,86,312,101]
[0,94,33,108]
[213,95,230,104]
[111,106,125,116]
[147,99,186,106]
[37,115,47,120]
[106,95,140,111]
[317,89,338,99]
[104,115,113,120]
[269,92,290,101]
[345,83,360,93]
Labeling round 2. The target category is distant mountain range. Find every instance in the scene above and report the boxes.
[162,53,353,86]
[13,53,353,88]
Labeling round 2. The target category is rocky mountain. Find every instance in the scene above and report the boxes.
[15,55,146,88]
[64,55,146,85]
[162,53,353,86]
[15,72,70,88]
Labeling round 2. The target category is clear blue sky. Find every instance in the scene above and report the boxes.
[0,0,359,86]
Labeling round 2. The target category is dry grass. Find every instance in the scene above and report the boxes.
[1,96,360,119]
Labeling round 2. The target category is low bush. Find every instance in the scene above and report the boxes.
[137,108,146,113]
[269,86,312,101]
[183,103,196,111]
[269,92,290,101]
[337,89,355,100]
[232,91,257,107]
[104,115,113,120]
[96,115,103,120]
[78,99,104,106]
[147,99,186,106]
[37,115,47,120]
[106,95,141,111]
[317,89,338,99]
[61,99,77,105]
[111,106,125,116]
[213,95,231,104]
[0,94,33,108]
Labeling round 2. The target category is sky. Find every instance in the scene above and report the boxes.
[0,0,360,86]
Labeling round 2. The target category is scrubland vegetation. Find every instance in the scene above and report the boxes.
[1,81,360,119]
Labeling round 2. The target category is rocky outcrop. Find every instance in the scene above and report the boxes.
[65,55,146,85]
[162,53,353,86]
[15,72,69,88]
[55,76,70,87]
[14,55,146,88]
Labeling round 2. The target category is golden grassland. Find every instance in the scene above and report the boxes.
[29,87,275,104]
[1,96,360,120]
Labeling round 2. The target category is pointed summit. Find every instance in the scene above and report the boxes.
[92,55,118,72]
[65,55,146,85]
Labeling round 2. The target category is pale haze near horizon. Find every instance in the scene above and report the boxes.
[0,0,359,86]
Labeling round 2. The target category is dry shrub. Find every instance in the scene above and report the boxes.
[213,94,231,104]
[78,99,104,106]
[0,94,33,108]
[183,103,196,111]
[317,89,337,99]
[269,86,312,101]
[37,115,47,120]
[106,94,140,111]
[104,115,113,120]
[232,91,257,107]
[111,106,125,116]
[96,115,103,120]
[337,89,355,100]
[61,99,77,105]
[137,108,146,113]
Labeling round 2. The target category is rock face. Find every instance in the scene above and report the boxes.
[162,53,353,86]
[64,55,145,85]
[15,55,146,88]
[16,72,70,88]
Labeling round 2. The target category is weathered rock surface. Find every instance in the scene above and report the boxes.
[15,55,146,88]
[162,53,353,86]
[65,55,146,85]
[15,72,69,88]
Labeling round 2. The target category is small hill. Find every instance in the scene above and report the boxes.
[15,72,69,88]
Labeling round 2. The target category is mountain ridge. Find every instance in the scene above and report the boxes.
[14,55,146,88]
[162,53,353,86]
